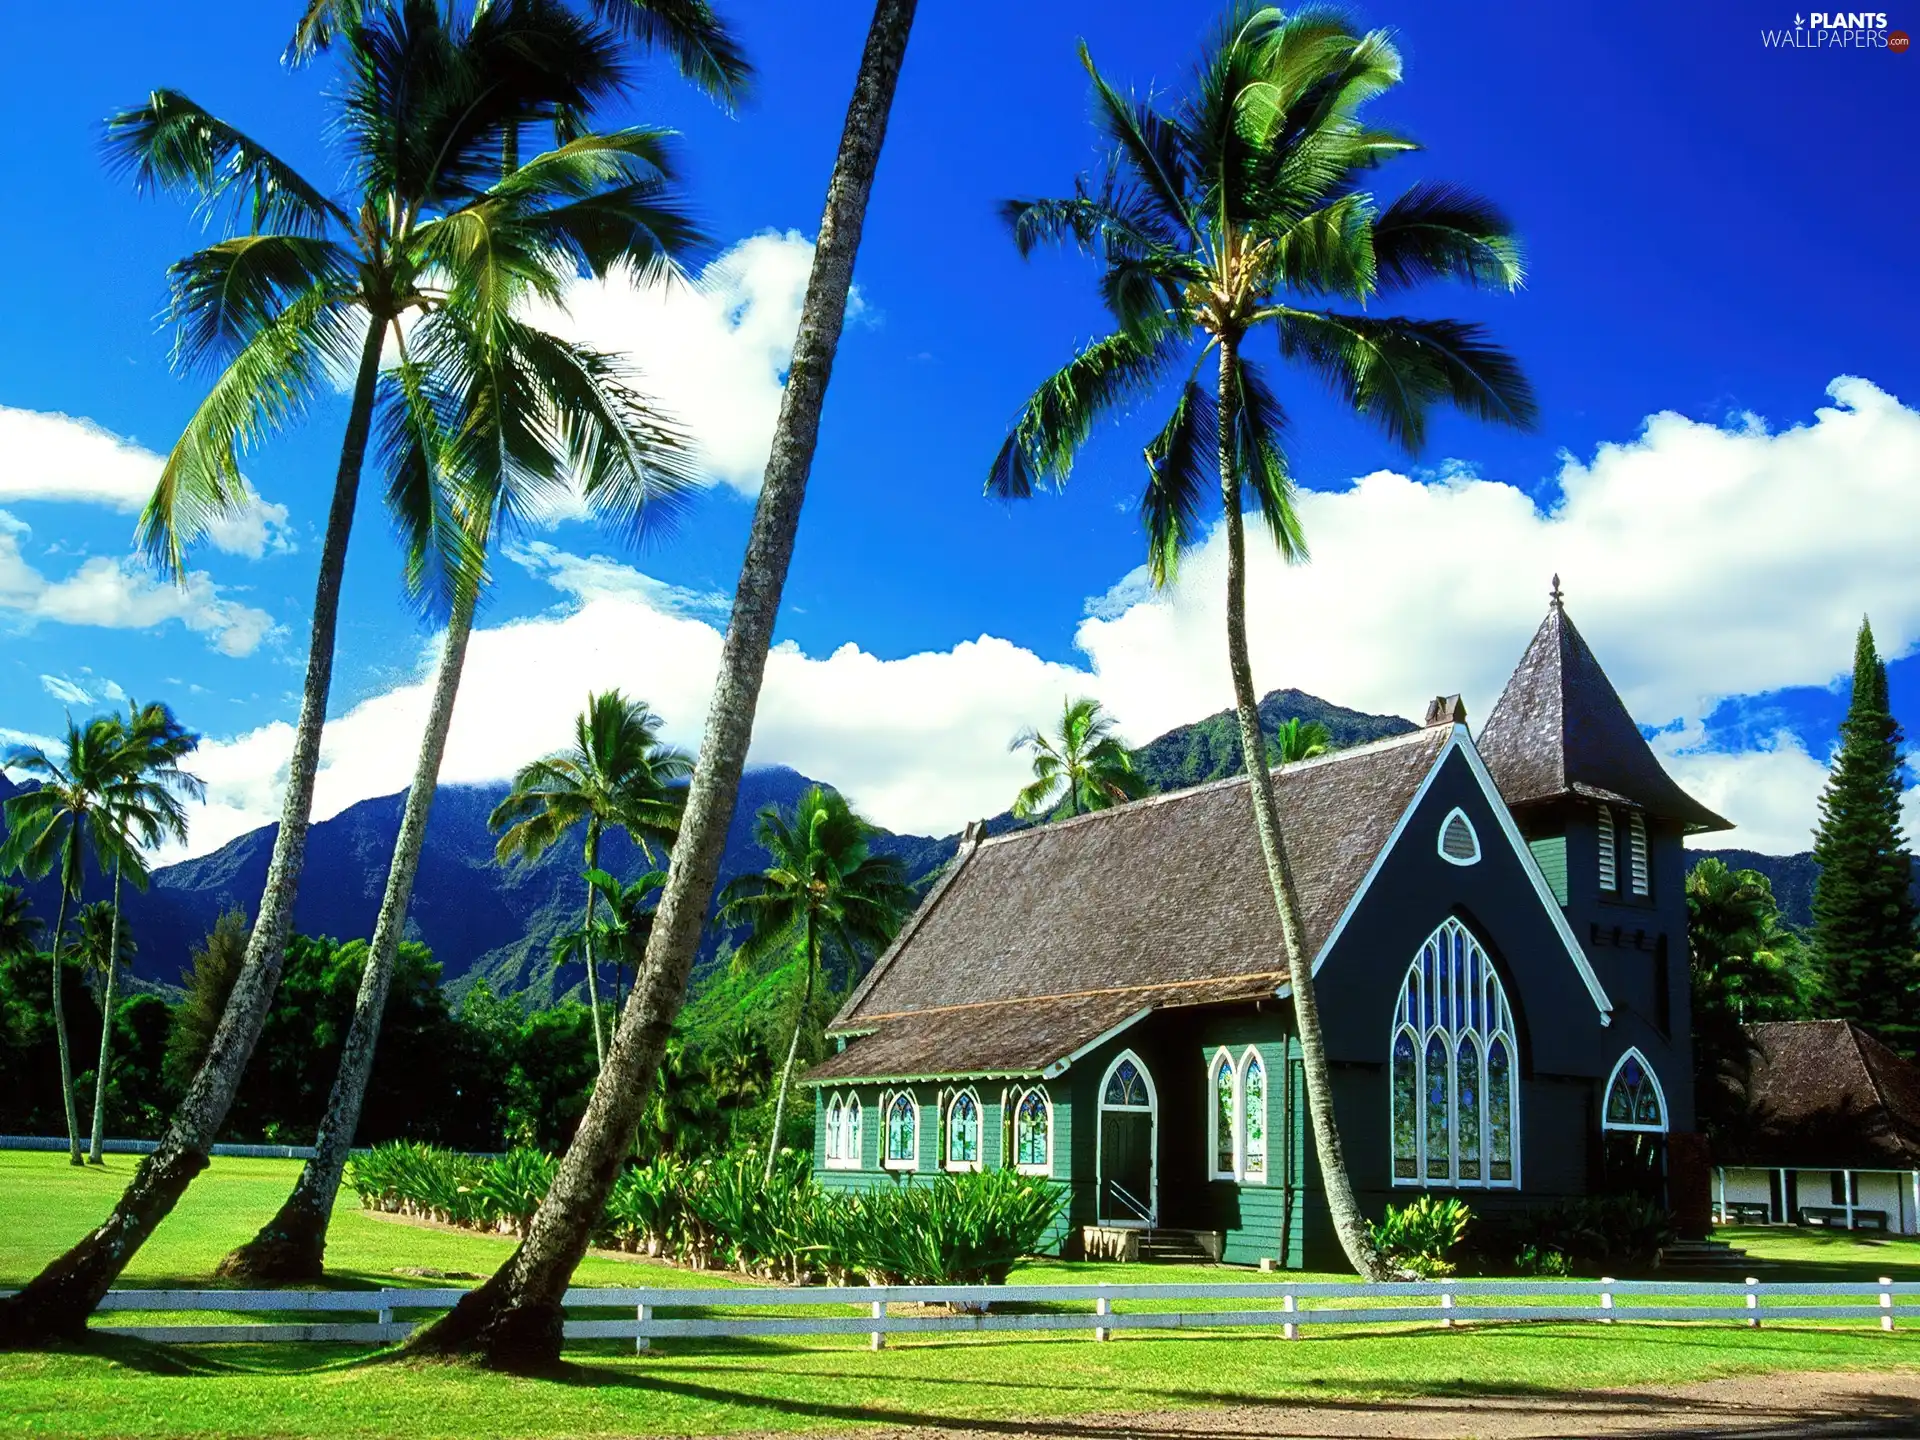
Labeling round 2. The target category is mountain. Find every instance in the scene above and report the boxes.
[1694,848,1920,931]
[14,687,1901,1004]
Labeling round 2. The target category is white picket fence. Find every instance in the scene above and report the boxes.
[17,1277,1916,1349]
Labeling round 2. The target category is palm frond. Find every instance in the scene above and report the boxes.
[103,89,347,236]
[1140,378,1217,587]
[1078,41,1196,242]
[165,234,359,374]
[586,0,754,111]
[1228,354,1306,563]
[1371,182,1525,292]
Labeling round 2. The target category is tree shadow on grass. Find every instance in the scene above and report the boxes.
[541,1360,1920,1439]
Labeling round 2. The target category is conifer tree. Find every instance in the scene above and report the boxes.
[1812,618,1920,1051]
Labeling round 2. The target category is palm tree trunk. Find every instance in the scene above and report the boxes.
[401,0,917,1369]
[217,590,477,1282]
[86,857,123,1165]
[1215,335,1387,1282]
[763,921,817,1184]
[0,317,387,1345]
[582,825,606,1070]
[48,879,80,1166]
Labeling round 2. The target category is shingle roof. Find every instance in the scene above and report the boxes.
[1718,1020,1920,1169]
[1477,596,1731,833]
[816,725,1451,1082]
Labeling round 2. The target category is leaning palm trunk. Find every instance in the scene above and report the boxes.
[86,856,125,1165]
[0,320,386,1344]
[403,0,916,1369]
[762,924,818,1183]
[581,825,607,1068]
[47,885,80,1166]
[217,591,476,1281]
[1216,337,1387,1282]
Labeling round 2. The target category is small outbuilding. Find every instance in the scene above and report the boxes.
[1714,1019,1920,1233]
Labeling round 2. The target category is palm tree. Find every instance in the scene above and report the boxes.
[405,0,918,1369]
[0,718,143,1163]
[720,787,914,1180]
[0,2,707,1346]
[1010,696,1147,820]
[989,7,1534,1278]
[87,701,202,1166]
[559,867,666,1014]
[491,692,690,1068]
[217,0,735,1286]
[1270,716,1330,765]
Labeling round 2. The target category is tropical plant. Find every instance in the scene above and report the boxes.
[223,0,745,1285]
[1009,696,1147,820]
[492,692,691,1068]
[987,6,1534,1278]
[405,0,919,1368]
[0,885,38,960]
[84,701,202,1165]
[1269,715,1329,765]
[0,2,709,1346]
[0,717,149,1162]
[552,867,666,1015]
[1687,857,1812,1138]
[719,786,914,1181]
[1370,1194,1471,1278]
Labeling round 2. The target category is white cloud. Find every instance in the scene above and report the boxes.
[0,510,278,657]
[0,404,294,559]
[155,377,1920,862]
[40,674,93,706]
[539,232,857,496]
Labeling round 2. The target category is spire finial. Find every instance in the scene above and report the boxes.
[1549,574,1564,610]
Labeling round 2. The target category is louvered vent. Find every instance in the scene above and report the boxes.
[1438,808,1480,865]
[1628,812,1650,896]
[1597,805,1617,891]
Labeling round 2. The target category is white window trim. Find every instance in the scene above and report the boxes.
[1238,1046,1269,1185]
[1437,806,1482,866]
[1601,1047,1669,1133]
[1387,917,1522,1191]
[1208,1048,1240,1180]
[1011,1085,1053,1176]
[943,1087,984,1172]
[825,1092,862,1170]
[881,1089,919,1171]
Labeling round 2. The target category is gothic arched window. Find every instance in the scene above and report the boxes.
[1013,1087,1051,1173]
[1603,1049,1667,1132]
[1389,917,1520,1189]
[883,1090,918,1170]
[945,1090,981,1170]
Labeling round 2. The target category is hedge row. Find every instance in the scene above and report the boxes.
[348,1141,1063,1284]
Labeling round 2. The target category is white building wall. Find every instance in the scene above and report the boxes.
[1715,1165,1920,1235]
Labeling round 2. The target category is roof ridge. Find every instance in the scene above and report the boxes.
[975,723,1440,851]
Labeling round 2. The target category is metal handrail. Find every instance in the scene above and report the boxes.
[1104,1178,1156,1227]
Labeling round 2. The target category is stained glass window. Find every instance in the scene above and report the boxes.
[1455,1037,1481,1182]
[1242,1054,1266,1179]
[1015,1089,1049,1170]
[825,1097,844,1161]
[1424,1034,1451,1180]
[1488,1039,1513,1181]
[1104,1058,1149,1108]
[1391,918,1519,1188]
[1392,1030,1419,1179]
[1603,1052,1666,1131]
[885,1092,917,1166]
[843,1097,862,1166]
[946,1092,980,1167]
[1213,1055,1237,1175]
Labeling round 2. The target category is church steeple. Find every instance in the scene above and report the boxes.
[1478,585,1731,835]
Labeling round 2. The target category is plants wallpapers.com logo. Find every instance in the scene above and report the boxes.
[1762,12,1911,48]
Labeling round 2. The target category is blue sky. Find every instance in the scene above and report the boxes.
[0,0,1915,857]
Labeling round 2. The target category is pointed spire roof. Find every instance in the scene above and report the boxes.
[1478,581,1732,834]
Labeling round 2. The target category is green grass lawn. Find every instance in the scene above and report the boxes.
[4,1153,1920,1440]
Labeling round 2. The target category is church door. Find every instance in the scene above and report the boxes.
[1097,1052,1157,1225]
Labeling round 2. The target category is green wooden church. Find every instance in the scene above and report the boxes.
[804,587,1730,1266]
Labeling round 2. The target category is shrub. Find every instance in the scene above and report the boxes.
[1371,1195,1471,1278]
[352,1139,1064,1287]
[1467,1195,1674,1274]
[1513,1243,1571,1277]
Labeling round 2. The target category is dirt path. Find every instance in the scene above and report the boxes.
[850,1369,1920,1439]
